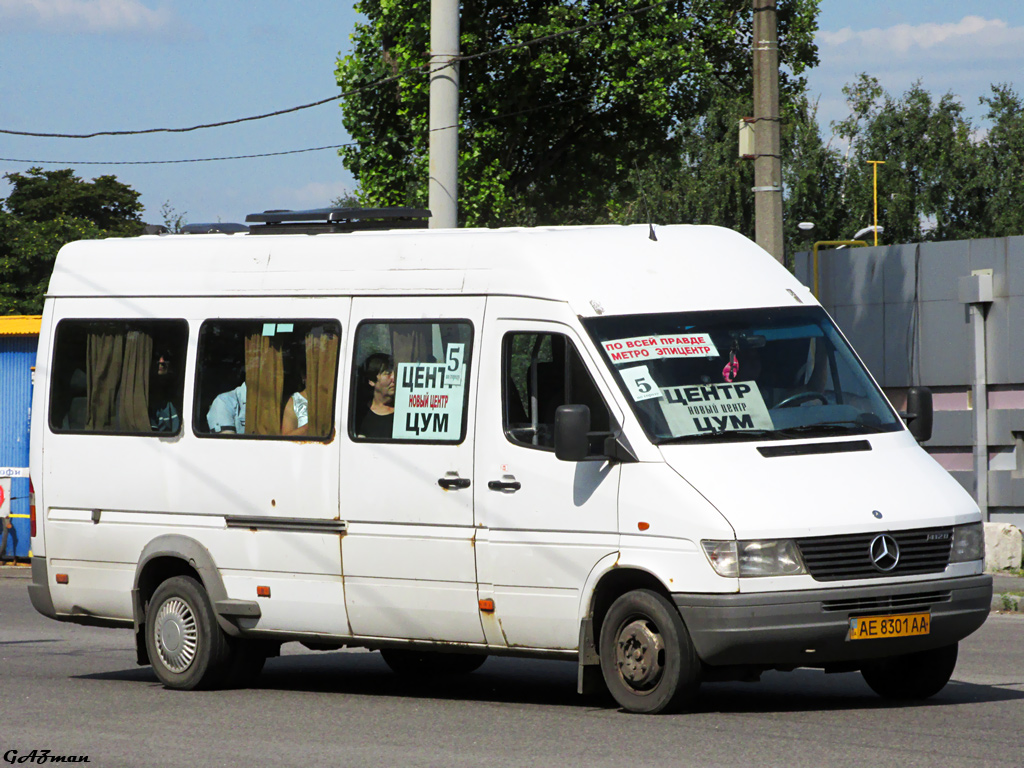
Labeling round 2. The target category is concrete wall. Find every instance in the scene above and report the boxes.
[794,237,1024,528]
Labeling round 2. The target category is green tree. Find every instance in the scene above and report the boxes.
[781,96,845,256]
[336,0,820,226]
[0,167,145,314]
[833,75,989,244]
[5,167,144,235]
[160,200,188,234]
[605,86,841,263]
[979,83,1024,238]
[605,86,755,232]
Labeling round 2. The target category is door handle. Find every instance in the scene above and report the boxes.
[487,479,521,492]
[438,476,471,490]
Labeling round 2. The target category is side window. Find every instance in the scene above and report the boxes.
[350,320,472,443]
[194,319,340,439]
[49,319,188,435]
[503,332,611,453]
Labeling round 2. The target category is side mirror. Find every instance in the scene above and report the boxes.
[904,386,933,443]
[555,404,590,462]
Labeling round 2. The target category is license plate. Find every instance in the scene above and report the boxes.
[848,612,930,640]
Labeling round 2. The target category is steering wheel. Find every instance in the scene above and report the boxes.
[775,391,828,408]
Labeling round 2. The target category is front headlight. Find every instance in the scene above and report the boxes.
[950,522,985,563]
[702,539,807,578]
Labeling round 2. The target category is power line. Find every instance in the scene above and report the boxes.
[0,97,586,166]
[0,144,352,166]
[0,1,671,140]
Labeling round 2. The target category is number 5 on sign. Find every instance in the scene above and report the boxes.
[621,365,662,402]
[444,343,465,388]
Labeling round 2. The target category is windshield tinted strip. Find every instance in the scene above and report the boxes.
[758,440,872,458]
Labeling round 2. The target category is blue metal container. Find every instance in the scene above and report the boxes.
[0,320,39,559]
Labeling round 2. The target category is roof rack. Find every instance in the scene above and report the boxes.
[244,207,431,235]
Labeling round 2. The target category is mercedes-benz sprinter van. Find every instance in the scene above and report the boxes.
[28,211,991,714]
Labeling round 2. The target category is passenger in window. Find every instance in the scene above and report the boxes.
[281,373,309,437]
[356,353,395,438]
[150,346,181,433]
[207,381,246,434]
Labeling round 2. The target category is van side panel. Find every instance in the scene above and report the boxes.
[338,297,485,644]
[473,301,624,650]
[36,297,350,636]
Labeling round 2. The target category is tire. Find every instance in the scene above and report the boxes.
[145,575,232,690]
[598,589,700,714]
[380,648,487,677]
[861,643,958,700]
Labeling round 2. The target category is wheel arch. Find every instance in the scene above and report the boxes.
[587,566,674,653]
[132,535,237,664]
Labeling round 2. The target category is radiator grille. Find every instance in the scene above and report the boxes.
[821,590,952,613]
[796,527,953,582]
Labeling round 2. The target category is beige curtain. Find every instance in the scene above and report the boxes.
[118,330,152,432]
[391,324,432,364]
[244,332,284,436]
[85,332,123,431]
[85,329,153,432]
[305,328,339,438]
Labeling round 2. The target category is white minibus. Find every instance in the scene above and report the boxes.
[28,210,991,714]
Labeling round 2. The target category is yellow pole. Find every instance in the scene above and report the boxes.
[868,160,885,245]
[812,240,869,299]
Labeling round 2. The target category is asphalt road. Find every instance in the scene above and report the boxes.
[2,571,1022,768]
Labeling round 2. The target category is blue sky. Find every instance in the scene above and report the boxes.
[1,1,1022,226]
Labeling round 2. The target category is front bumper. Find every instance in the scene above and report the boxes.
[673,574,992,667]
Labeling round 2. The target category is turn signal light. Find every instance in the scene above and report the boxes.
[55,573,69,584]
[256,586,271,598]
[478,598,495,612]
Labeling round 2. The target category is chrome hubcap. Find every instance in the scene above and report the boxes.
[615,618,665,691]
[154,597,198,673]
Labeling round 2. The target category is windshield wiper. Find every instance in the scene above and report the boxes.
[659,428,776,444]
[659,421,889,444]
[776,420,888,437]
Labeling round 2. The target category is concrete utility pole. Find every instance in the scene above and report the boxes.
[752,0,783,263]
[428,0,459,229]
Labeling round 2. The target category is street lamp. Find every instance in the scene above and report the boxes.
[853,225,883,242]
[837,226,883,250]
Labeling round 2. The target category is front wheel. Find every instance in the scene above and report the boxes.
[145,575,231,690]
[861,643,959,700]
[599,589,700,714]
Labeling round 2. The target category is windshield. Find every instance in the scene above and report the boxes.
[583,306,902,443]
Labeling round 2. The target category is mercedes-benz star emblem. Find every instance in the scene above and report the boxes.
[869,534,900,572]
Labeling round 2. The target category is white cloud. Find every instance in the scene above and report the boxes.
[818,15,1024,60]
[0,0,174,34]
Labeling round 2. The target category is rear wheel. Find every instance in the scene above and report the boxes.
[145,575,231,690]
[861,643,959,700]
[599,589,700,714]
[380,648,487,677]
